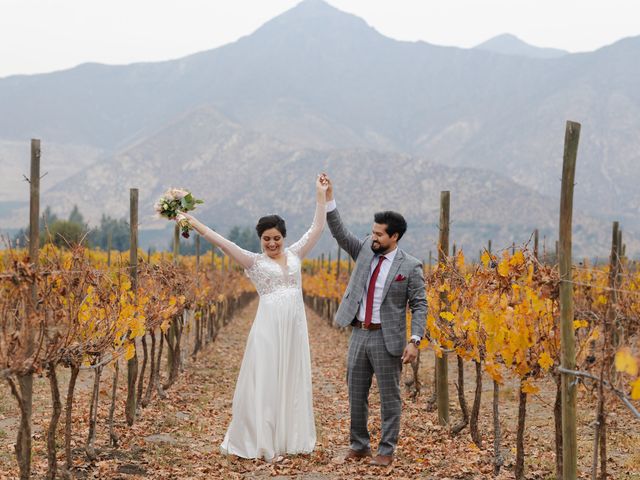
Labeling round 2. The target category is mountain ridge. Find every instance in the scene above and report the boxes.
[0,0,638,256]
[474,33,569,58]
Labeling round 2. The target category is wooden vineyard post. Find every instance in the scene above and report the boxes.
[195,234,201,272]
[559,120,580,480]
[593,221,619,479]
[490,236,502,471]
[166,224,180,382]
[437,191,450,425]
[193,234,202,357]
[126,188,139,426]
[107,229,112,267]
[173,224,180,265]
[614,228,623,348]
[13,139,40,479]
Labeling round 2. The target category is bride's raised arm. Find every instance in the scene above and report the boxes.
[176,212,257,269]
[289,175,328,259]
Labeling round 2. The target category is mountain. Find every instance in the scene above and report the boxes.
[0,0,638,256]
[36,106,617,257]
[474,34,568,58]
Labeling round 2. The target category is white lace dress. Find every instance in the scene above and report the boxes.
[214,202,325,460]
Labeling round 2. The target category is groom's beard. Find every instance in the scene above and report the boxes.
[371,242,386,254]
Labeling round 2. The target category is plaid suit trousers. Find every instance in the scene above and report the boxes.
[346,327,402,456]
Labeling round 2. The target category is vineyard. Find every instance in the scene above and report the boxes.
[0,244,254,479]
[1,130,639,480]
[303,244,640,478]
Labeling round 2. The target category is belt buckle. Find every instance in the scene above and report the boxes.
[362,323,369,330]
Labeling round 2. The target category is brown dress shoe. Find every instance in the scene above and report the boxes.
[369,454,393,466]
[344,448,373,460]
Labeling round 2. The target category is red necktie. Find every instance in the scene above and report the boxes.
[364,256,385,328]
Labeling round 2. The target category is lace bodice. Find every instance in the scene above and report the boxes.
[245,250,302,297]
[197,201,326,295]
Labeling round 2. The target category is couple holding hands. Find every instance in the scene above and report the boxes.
[178,173,427,467]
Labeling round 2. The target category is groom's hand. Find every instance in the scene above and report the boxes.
[401,342,418,364]
[324,174,334,201]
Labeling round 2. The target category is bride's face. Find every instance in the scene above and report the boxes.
[261,227,284,258]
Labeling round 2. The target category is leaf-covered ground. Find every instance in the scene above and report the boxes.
[1,299,638,479]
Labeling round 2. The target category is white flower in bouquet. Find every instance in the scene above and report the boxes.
[155,187,203,238]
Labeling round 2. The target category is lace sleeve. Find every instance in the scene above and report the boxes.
[289,201,326,259]
[200,226,258,269]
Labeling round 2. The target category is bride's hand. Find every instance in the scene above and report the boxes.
[316,173,329,194]
[175,211,195,222]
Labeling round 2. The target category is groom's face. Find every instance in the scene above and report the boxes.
[371,223,398,254]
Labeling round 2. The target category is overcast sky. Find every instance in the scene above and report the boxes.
[1,0,639,78]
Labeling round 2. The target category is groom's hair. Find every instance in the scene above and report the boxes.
[374,211,407,241]
[256,215,287,238]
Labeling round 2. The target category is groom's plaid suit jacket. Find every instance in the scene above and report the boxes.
[327,208,427,356]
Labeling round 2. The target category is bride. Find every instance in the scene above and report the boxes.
[177,174,328,461]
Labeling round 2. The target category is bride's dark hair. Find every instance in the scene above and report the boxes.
[256,215,287,238]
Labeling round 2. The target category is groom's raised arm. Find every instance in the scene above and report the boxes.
[325,178,364,260]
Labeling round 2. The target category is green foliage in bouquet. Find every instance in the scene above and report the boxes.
[155,188,204,238]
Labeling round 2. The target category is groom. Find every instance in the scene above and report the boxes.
[324,177,427,467]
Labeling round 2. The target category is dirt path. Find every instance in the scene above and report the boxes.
[106,299,492,479]
[1,299,638,479]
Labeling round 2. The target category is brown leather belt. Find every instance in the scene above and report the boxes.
[351,319,382,330]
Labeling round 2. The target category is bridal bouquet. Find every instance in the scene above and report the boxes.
[155,188,203,238]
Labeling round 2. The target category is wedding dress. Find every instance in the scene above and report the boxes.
[216,202,325,460]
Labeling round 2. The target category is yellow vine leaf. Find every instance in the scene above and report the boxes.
[128,316,146,339]
[509,250,524,266]
[484,362,503,383]
[498,259,510,277]
[516,362,530,377]
[481,251,491,268]
[538,352,554,371]
[631,378,640,400]
[521,379,539,394]
[615,348,638,376]
[440,311,454,321]
[124,342,136,361]
[573,319,588,330]
[160,319,170,334]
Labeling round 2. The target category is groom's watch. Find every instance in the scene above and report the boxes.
[409,338,421,348]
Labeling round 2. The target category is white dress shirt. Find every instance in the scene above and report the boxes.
[326,199,420,343]
[357,248,397,324]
